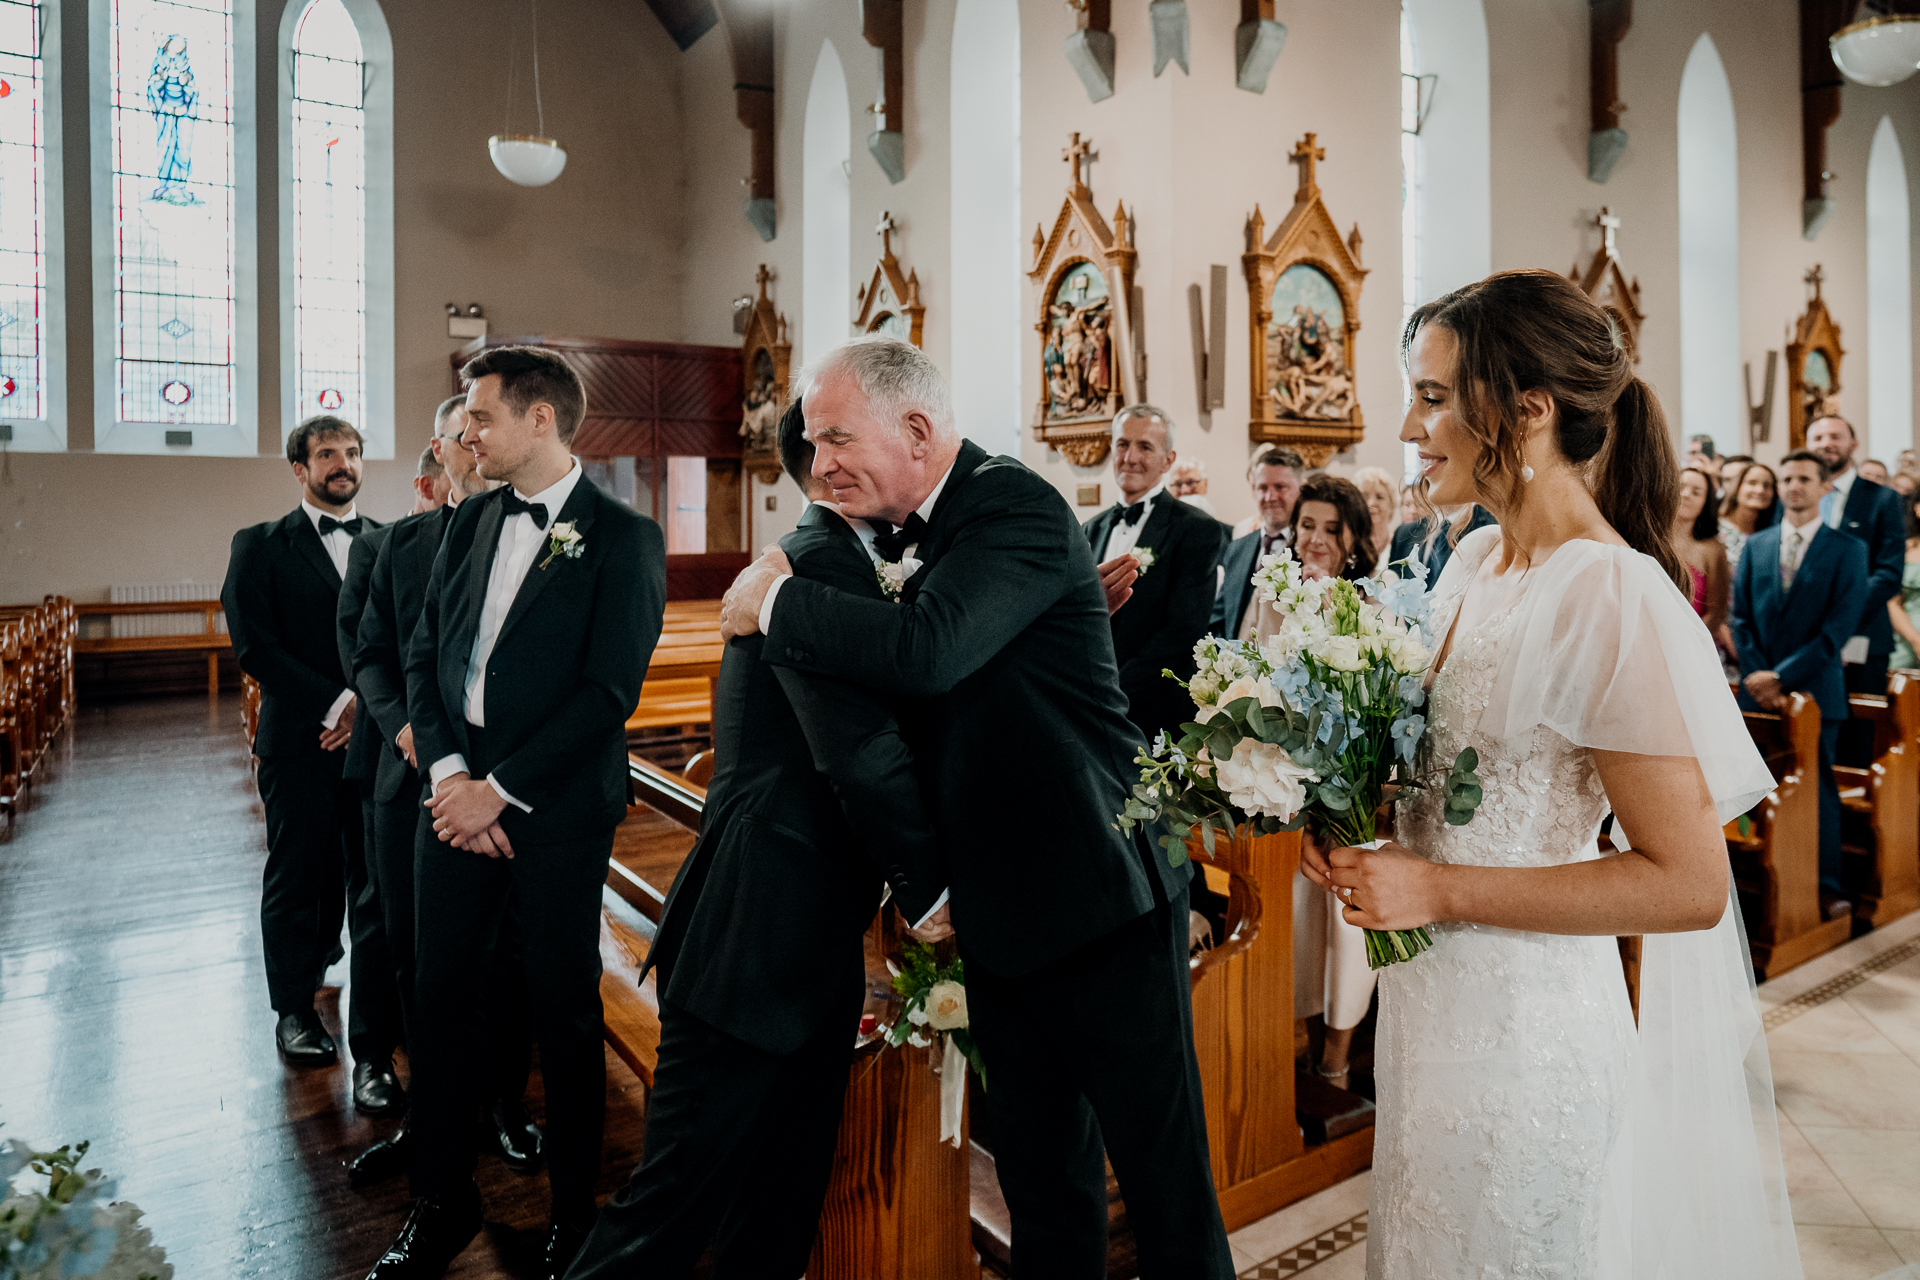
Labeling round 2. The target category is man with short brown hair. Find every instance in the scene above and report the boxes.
[1211,445,1306,639]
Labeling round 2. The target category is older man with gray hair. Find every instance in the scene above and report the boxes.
[719,337,1232,1279]
[1086,405,1228,743]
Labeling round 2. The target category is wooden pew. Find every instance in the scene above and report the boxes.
[73,598,230,702]
[1726,692,1852,978]
[626,599,723,743]
[0,597,76,813]
[1836,673,1920,928]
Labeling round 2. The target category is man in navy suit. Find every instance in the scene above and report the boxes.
[1730,450,1871,904]
[1807,415,1906,767]
[1386,504,1498,589]
[1210,446,1305,639]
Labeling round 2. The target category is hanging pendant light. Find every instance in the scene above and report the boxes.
[1831,1,1920,87]
[490,0,567,185]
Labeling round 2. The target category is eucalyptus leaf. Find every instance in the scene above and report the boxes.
[1454,747,1479,773]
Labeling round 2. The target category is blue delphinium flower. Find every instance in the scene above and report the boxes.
[1390,712,1426,764]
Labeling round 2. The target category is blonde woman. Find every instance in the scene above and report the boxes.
[1353,465,1400,573]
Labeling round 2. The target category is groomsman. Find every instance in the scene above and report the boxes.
[222,416,382,1065]
[346,399,539,1189]
[1730,449,1870,907]
[370,348,666,1280]
[1083,406,1226,742]
[1806,414,1905,767]
[1388,502,1498,588]
[721,337,1233,1280]
[570,400,947,1278]
[1211,446,1305,639]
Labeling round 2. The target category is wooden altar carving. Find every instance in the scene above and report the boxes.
[855,212,926,348]
[1569,206,1646,364]
[1244,134,1369,467]
[740,264,791,484]
[1028,132,1140,469]
[1787,265,1845,449]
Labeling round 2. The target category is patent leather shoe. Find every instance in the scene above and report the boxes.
[542,1221,591,1280]
[347,1121,408,1189]
[485,1098,544,1172]
[363,1185,482,1280]
[276,1011,337,1067]
[354,1058,408,1115]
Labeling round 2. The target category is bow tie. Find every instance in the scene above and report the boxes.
[500,490,550,529]
[1119,501,1147,528]
[873,513,930,564]
[317,515,362,537]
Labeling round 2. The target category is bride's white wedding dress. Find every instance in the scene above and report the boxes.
[1372,526,1802,1280]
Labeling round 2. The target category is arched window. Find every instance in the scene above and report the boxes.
[282,0,392,458]
[1677,33,1740,455]
[1867,115,1911,461]
[94,0,256,455]
[950,0,1021,457]
[801,40,850,366]
[0,0,66,451]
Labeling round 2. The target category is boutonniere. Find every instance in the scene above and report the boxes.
[539,520,585,569]
[877,555,923,602]
[1132,546,1157,575]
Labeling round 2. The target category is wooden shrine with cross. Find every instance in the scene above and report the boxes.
[1028,131,1141,468]
[739,264,791,484]
[1569,207,1646,363]
[1243,133,1369,466]
[854,211,926,347]
[1786,265,1845,450]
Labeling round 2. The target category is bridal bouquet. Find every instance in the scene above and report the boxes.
[1115,548,1483,969]
[1,1139,171,1280]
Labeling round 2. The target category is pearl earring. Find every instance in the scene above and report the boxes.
[1521,465,1536,482]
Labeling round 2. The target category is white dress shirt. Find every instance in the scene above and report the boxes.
[304,499,361,730]
[1824,467,1856,529]
[1779,510,1822,586]
[427,459,586,812]
[1100,480,1166,563]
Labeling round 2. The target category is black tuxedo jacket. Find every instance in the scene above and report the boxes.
[1389,506,1498,589]
[1083,493,1226,740]
[1209,529,1272,640]
[1731,521,1870,720]
[336,524,395,785]
[647,504,945,1054]
[354,505,454,803]
[764,440,1178,978]
[223,507,384,759]
[1833,475,1905,656]
[403,478,666,839]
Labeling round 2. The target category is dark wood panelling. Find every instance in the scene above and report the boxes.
[570,417,656,459]
[666,553,750,601]
[657,419,742,458]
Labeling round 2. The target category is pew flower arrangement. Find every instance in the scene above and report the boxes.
[1,1139,171,1280]
[1115,548,1484,969]
[884,942,984,1147]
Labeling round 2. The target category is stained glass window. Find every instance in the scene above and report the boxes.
[290,0,364,432]
[107,0,238,432]
[0,0,49,425]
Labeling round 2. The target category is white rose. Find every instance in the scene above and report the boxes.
[1309,634,1367,671]
[1213,738,1316,820]
[1385,631,1432,674]
[925,981,969,1031]
[1217,675,1281,710]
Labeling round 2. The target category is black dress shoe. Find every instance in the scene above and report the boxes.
[354,1058,408,1115]
[484,1098,544,1172]
[276,1011,338,1067]
[542,1222,591,1280]
[364,1186,482,1280]
[347,1121,408,1189]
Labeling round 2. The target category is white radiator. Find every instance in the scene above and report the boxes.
[107,582,227,638]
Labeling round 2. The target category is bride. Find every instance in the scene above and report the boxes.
[1300,270,1802,1279]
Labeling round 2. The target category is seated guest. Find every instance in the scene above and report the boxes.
[1353,465,1399,573]
[1889,490,1920,672]
[1672,464,1731,654]
[1729,449,1868,912]
[1718,460,1778,572]
[1386,497,1496,589]
[1211,445,1305,639]
[1084,406,1228,743]
[1248,476,1377,1082]
[1167,456,1217,516]
[1859,457,1892,486]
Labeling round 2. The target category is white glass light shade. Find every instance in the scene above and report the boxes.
[488,135,568,186]
[1831,14,1920,87]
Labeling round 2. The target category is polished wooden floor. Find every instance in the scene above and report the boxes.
[0,697,649,1280]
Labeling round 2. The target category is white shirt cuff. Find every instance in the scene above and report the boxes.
[758,572,792,636]
[322,687,355,729]
[428,754,469,792]
[1841,635,1871,665]
[910,887,950,930]
[488,774,532,813]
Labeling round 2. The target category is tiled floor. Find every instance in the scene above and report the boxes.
[1225,910,1920,1280]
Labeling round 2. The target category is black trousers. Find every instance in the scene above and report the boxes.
[409,798,613,1223]
[566,979,865,1280]
[965,877,1232,1280]
[1838,657,1890,769]
[255,747,359,1016]
[346,785,405,1062]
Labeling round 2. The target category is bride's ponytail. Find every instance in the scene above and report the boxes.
[1591,375,1685,588]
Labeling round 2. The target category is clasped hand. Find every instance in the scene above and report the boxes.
[1299,830,1442,931]
[1096,554,1138,615]
[427,772,515,859]
[719,545,795,641]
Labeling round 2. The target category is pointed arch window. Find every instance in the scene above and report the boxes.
[0,0,64,449]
